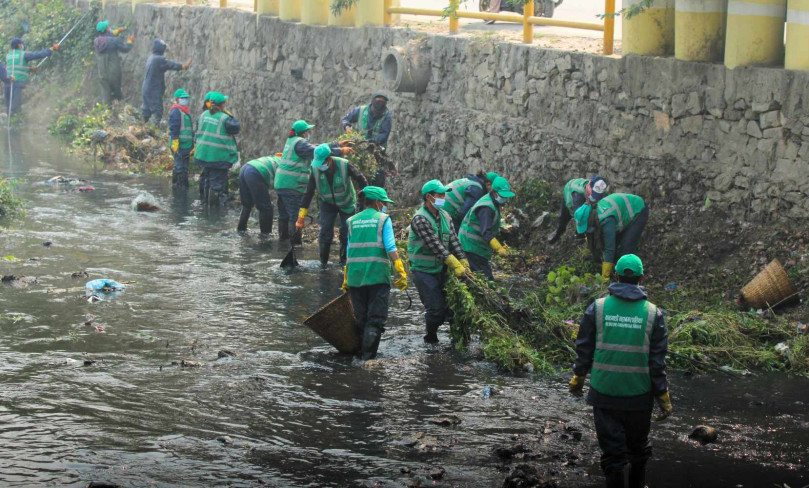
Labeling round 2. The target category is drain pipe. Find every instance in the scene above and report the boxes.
[382,41,431,94]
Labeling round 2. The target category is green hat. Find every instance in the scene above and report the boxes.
[96,21,110,33]
[574,205,591,234]
[486,172,500,183]
[421,179,448,195]
[372,92,390,101]
[173,88,190,99]
[203,91,214,101]
[312,143,333,167]
[292,120,315,134]
[363,186,394,204]
[616,254,644,277]
[492,176,515,198]
[208,92,228,104]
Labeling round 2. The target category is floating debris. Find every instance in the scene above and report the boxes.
[132,192,161,212]
[428,415,462,427]
[217,349,237,359]
[689,425,718,445]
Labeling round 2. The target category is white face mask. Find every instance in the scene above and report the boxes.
[318,163,329,171]
[178,98,189,106]
[381,205,388,214]
[494,196,507,205]
[432,197,446,208]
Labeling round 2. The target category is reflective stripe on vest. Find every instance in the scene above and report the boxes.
[247,156,279,187]
[407,206,452,273]
[563,178,587,214]
[194,111,238,163]
[458,194,500,259]
[177,111,194,149]
[358,105,385,139]
[6,50,28,83]
[596,193,646,232]
[346,208,392,287]
[274,136,309,192]
[312,157,357,214]
[444,178,482,220]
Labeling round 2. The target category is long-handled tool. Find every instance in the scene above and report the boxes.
[36,10,93,69]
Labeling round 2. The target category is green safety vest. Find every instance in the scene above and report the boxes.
[596,193,646,233]
[347,208,392,288]
[590,296,658,397]
[458,194,500,260]
[6,50,28,83]
[194,111,238,164]
[563,178,588,214]
[172,110,194,150]
[357,105,385,139]
[407,206,452,274]
[444,178,483,221]
[312,157,357,214]
[247,156,280,187]
[273,136,310,192]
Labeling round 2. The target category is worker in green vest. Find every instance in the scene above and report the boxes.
[342,186,407,360]
[296,144,368,268]
[574,192,648,280]
[274,120,352,243]
[193,91,240,207]
[458,176,515,280]
[408,179,471,343]
[444,171,499,231]
[5,38,59,115]
[193,92,214,200]
[569,254,672,488]
[237,155,280,236]
[168,89,194,189]
[341,93,392,187]
[548,176,608,244]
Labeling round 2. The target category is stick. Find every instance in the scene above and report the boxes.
[36,10,93,69]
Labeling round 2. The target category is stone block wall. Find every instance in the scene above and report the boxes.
[103,3,809,218]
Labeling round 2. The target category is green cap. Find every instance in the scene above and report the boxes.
[616,254,644,277]
[174,88,190,99]
[312,143,333,167]
[363,186,394,204]
[373,92,390,101]
[208,92,228,104]
[574,205,591,234]
[486,172,500,183]
[421,179,448,195]
[292,120,315,134]
[96,20,110,33]
[492,176,515,198]
[203,91,214,101]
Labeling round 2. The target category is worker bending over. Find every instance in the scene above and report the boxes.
[237,154,280,237]
[444,171,499,231]
[458,176,515,280]
[548,176,608,244]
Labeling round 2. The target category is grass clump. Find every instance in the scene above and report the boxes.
[49,101,111,148]
[0,178,25,220]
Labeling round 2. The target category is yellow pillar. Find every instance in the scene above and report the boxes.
[279,0,301,21]
[220,0,227,7]
[328,4,355,25]
[449,15,459,34]
[623,0,675,56]
[257,0,279,15]
[725,0,786,68]
[301,0,328,24]
[785,0,809,69]
[355,0,385,26]
[523,0,534,43]
[675,0,727,61]
[604,0,616,55]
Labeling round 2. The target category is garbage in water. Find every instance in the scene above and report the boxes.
[132,192,161,212]
[688,425,718,445]
[46,175,87,186]
[303,293,359,354]
[798,323,807,335]
[76,186,94,192]
[85,279,126,297]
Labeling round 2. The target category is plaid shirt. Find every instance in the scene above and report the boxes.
[411,211,466,262]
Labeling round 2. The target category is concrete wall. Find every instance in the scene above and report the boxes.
[103,3,809,219]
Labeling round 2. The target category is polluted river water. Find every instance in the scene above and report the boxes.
[1,130,808,487]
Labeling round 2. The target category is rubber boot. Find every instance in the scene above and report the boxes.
[627,462,646,488]
[424,322,439,343]
[361,326,382,361]
[319,241,331,269]
[339,241,347,266]
[291,223,302,245]
[605,466,628,488]
[278,220,289,241]
[237,206,251,234]
[259,209,273,237]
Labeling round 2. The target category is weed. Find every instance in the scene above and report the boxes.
[0,178,25,220]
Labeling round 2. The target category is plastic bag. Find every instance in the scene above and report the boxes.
[85,279,126,296]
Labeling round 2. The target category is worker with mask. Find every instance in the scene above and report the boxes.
[444,171,499,231]
[570,253,671,488]
[341,92,392,187]
[548,176,608,244]
[94,21,134,104]
[193,91,240,207]
[408,180,470,343]
[274,120,352,243]
[237,154,280,237]
[5,38,60,115]
[296,143,368,268]
[574,188,648,280]
[343,186,407,360]
[458,176,515,280]
[141,39,191,123]
[168,89,194,189]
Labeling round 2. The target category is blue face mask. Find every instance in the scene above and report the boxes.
[318,163,329,171]
[178,98,189,106]
[381,205,388,214]
[432,197,446,208]
[305,136,311,142]
[494,196,507,205]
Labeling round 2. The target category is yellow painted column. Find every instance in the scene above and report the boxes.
[257,0,279,15]
[329,4,356,25]
[623,0,675,56]
[523,0,534,43]
[279,0,301,21]
[675,0,727,61]
[725,0,786,68]
[604,0,616,55]
[302,0,328,24]
[785,0,809,69]
[355,0,385,26]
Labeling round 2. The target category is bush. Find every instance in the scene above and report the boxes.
[0,178,25,219]
[49,101,111,147]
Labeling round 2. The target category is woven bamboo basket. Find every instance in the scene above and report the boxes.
[739,259,798,309]
[303,293,360,354]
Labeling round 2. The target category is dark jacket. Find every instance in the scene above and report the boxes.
[473,192,502,244]
[294,140,341,161]
[341,105,392,145]
[573,282,668,410]
[300,160,368,209]
[4,49,51,87]
[459,174,487,221]
[141,40,183,98]
[94,33,133,81]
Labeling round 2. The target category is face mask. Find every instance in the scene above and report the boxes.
[305,136,311,142]
[432,197,446,208]
[381,205,388,214]
[494,196,507,205]
[372,101,387,113]
[178,98,189,106]
[318,163,329,171]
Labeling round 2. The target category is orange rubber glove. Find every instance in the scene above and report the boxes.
[51,43,60,51]
[295,208,307,230]
[340,147,353,156]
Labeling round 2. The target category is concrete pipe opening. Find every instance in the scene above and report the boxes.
[382,42,430,94]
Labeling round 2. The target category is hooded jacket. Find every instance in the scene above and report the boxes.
[94,33,133,82]
[141,39,183,99]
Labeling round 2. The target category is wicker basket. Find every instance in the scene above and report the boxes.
[303,293,360,354]
[739,259,799,309]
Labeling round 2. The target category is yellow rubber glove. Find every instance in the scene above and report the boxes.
[489,238,509,257]
[569,375,585,397]
[602,262,614,280]
[655,392,673,421]
[296,207,308,230]
[125,35,135,45]
[342,266,348,292]
[112,27,125,35]
[171,139,179,153]
[445,255,465,278]
[460,258,471,272]
[393,259,407,291]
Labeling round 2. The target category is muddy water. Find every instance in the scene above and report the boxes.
[1,130,808,488]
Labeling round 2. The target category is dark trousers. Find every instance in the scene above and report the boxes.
[98,77,123,105]
[466,252,494,280]
[239,165,273,213]
[4,83,23,115]
[617,206,649,258]
[412,269,448,335]
[198,166,229,204]
[141,93,163,123]
[593,407,652,476]
[277,189,303,240]
[349,284,391,335]
[555,198,573,235]
[319,200,352,248]
[172,149,191,188]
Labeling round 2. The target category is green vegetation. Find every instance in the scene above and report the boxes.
[0,178,25,220]
[49,101,111,148]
